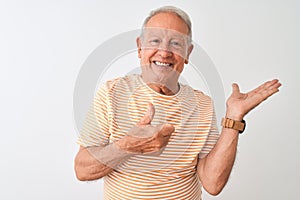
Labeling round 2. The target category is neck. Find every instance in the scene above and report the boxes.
[141,74,180,95]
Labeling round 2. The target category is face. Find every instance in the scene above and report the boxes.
[137,12,193,83]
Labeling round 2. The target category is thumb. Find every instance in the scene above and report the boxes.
[137,103,155,125]
[231,83,240,97]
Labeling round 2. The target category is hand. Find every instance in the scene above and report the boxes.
[226,79,281,120]
[116,103,175,154]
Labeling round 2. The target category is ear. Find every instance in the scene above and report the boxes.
[136,37,142,58]
[184,44,194,64]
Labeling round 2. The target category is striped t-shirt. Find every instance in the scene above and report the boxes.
[78,74,219,199]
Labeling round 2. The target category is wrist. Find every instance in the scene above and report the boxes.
[115,136,130,152]
[225,111,244,121]
[221,117,246,133]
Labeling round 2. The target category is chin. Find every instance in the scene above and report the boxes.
[143,68,178,84]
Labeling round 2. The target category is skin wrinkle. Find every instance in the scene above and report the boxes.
[137,13,194,95]
[74,8,281,197]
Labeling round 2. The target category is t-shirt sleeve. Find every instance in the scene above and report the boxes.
[77,82,111,147]
[198,101,220,159]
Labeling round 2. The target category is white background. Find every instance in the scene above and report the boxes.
[0,0,299,199]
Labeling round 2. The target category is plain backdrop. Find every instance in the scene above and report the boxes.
[0,0,299,199]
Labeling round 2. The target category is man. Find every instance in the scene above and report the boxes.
[74,6,281,199]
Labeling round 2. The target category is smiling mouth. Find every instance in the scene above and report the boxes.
[152,61,173,67]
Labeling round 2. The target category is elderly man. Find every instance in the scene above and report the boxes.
[74,6,281,199]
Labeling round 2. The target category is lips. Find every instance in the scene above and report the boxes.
[153,61,173,67]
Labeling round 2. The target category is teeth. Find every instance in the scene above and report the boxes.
[154,61,171,66]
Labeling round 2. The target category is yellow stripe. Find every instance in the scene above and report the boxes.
[78,74,219,199]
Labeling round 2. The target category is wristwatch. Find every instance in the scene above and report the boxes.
[221,117,246,134]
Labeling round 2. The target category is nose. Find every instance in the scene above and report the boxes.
[157,49,173,58]
[157,43,173,58]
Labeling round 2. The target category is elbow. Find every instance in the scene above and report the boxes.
[75,172,87,181]
[199,170,228,196]
[74,148,108,181]
[204,185,223,196]
[74,158,104,181]
[202,179,226,196]
[75,167,89,181]
[74,155,88,181]
[75,164,105,181]
[74,163,90,181]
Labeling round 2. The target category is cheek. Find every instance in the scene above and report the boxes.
[174,57,186,72]
[140,50,155,62]
[175,55,186,65]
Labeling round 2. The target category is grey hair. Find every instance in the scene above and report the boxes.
[140,6,192,42]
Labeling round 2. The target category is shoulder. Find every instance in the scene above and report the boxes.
[180,83,213,104]
[95,74,141,100]
[98,74,140,92]
[194,89,213,105]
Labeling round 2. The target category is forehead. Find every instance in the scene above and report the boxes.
[145,12,189,36]
[142,27,189,42]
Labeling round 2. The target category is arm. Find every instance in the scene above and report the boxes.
[74,142,130,181]
[74,103,174,181]
[197,79,281,195]
[197,127,239,195]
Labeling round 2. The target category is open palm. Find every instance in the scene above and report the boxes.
[226,79,281,120]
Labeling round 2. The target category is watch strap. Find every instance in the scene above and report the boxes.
[221,117,246,133]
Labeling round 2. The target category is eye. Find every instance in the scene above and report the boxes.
[170,40,183,48]
[149,39,160,46]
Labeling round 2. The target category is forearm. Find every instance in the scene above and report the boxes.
[197,79,281,195]
[75,141,131,181]
[74,103,175,181]
[197,127,239,195]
